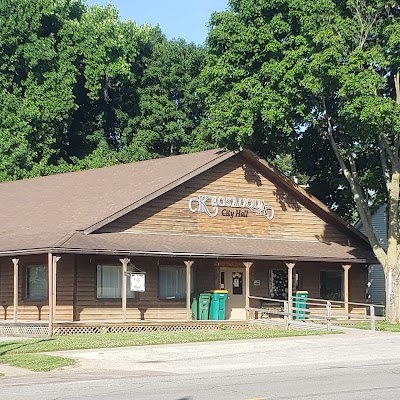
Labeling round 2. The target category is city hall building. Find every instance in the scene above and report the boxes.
[0,148,375,334]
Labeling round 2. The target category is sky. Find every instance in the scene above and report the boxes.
[87,0,229,45]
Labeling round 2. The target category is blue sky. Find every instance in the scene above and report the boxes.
[87,0,229,45]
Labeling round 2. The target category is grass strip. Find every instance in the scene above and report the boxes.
[0,327,330,372]
[0,354,75,372]
[348,321,400,332]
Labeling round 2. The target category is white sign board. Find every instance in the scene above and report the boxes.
[130,273,146,292]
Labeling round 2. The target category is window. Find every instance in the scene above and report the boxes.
[232,271,243,295]
[269,269,300,300]
[159,266,193,300]
[26,265,48,300]
[97,265,135,299]
[320,270,343,301]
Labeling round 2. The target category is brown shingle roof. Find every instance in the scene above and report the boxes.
[0,148,375,262]
[0,149,232,253]
[57,231,375,263]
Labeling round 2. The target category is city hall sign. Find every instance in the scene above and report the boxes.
[188,194,274,220]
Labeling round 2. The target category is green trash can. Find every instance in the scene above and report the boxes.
[208,290,228,320]
[293,291,308,320]
[198,292,212,320]
[191,293,199,320]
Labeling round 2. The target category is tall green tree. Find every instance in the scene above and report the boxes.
[57,4,141,170]
[121,35,207,160]
[0,0,207,177]
[0,0,85,180]
[203,0,400,322]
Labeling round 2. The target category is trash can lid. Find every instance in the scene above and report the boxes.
[296,291,309,294]
[208,290,228,293]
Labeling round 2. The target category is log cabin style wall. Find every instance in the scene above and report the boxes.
[0,253,366,323]
[97,156,357,247]
[0,149,372,324]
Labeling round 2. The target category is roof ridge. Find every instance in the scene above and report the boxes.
[0,148,226,186]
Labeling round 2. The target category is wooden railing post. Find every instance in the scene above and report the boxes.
[52,256,61,324]
[243,262,253,320]
[48,253,53,336]
[370,305,375,331]
[119,258,130,322]
[342,264,351,319]
[284,301,289,329]
[12,258,19,323]
[326,301,332,331]
[285,262,296,317]
[184,261,194,321]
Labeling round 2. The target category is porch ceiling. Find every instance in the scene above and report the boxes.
[53,231,376,263]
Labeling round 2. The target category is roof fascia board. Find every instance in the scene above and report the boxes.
[240,149,371,245]
[83,149,237,235]
[0,247,374,263]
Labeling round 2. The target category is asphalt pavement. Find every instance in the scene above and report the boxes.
[1,329,400,399]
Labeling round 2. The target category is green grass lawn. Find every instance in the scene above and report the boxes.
[350,321,400,332]
[0,327,329,372]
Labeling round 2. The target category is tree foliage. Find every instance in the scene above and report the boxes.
[202,0,400,322]
[0,0,205,179]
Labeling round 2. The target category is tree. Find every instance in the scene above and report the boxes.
[0,0,86,180]
[121,34,207,160]
[0,1,207,178]
[202,0,400,322]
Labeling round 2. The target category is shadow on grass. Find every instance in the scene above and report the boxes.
[0,338,53,356]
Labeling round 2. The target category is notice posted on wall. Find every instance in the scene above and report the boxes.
[130,273,146,292]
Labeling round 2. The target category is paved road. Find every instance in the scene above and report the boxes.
[1,330,400,399]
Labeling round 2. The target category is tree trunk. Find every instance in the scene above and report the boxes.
[384,259,400,323]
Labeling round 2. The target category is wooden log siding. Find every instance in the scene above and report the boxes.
[75,256,189,322]
[0,255,74,321]
[97,157,353,245]
[1,256,366,322]
[1,256,41,320]
[246,261,366,303]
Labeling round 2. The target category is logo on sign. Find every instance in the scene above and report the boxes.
[188,194,274,220]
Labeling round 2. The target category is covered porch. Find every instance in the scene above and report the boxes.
[0,249,370,335]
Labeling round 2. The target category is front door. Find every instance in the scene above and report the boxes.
[220,268,246,320]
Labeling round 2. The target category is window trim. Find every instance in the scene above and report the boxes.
[319,269,344,301]
[96,264,136,300]
[25,265,48,301]
[269,268,301,300]
[158,265,194,301]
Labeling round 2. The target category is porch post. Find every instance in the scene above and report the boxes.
[285,262,296,316]
[52,256,61,323]
[184,261,194,321]
[48,253,53,336]
[12,258,19,323]
[243,262,252,319]
[342,264,351,318]
[119,258,130,322]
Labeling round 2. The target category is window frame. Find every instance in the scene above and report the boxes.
[319,270,344,301]
[269,268,301,300]
[96,264,136,300]
[26,265,48,301]
[158,265,194,301]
